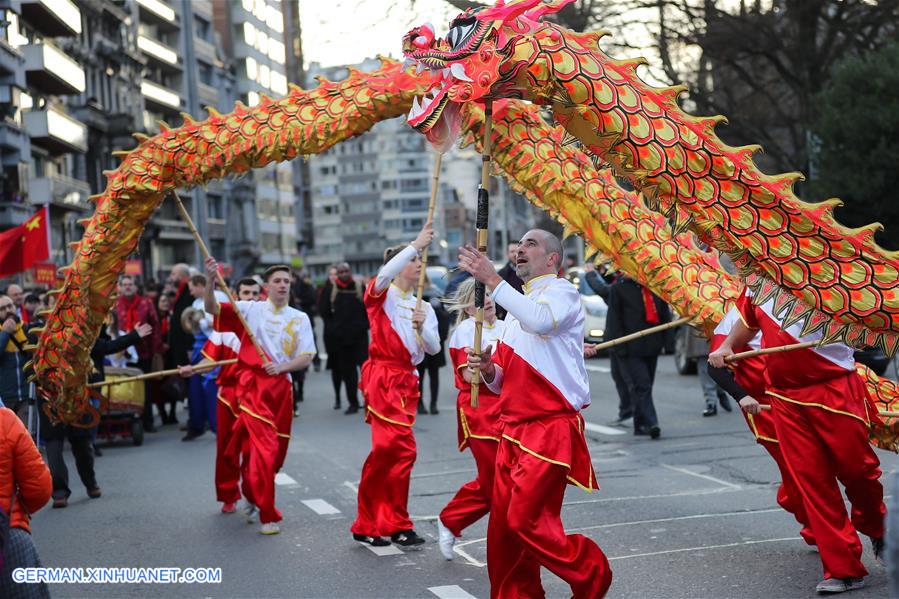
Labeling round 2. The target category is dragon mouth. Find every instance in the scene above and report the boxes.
[408,85,450,130]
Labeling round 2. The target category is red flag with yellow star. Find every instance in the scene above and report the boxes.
[0,206,50,277]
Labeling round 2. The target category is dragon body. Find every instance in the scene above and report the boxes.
[402,0,899,355]
[32,60,428,425]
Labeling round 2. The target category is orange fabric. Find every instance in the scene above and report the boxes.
[440,437,497,537]
[0,408,51,532]
[488,438,612,598]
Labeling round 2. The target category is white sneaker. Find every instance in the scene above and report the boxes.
[437,518,456,561]
[815,577,865,594]
[260,522,280,535]
[243,502,258,524]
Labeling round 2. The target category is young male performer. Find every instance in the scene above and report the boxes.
[203,260,315,535]
[437,280,505,560]
[350,222,440,548]
[710,291,885,594]
[179,278,261,514]
[462,230,612,599]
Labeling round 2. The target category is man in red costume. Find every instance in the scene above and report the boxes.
[710,290,885,594]
[203,260,315,536]
[351,222,440,548]
[461,229,612,599]
[706,307,813,546]
[179,277,261,515]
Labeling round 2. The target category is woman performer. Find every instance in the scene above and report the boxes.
[436,279,505,560]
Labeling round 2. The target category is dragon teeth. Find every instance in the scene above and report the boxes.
[450,63,473,82]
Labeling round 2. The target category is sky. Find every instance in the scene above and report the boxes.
[299,0,459,68]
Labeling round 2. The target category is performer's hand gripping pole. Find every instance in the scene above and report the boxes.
[415,153,444,312]
[172,192,269,365]
[471,100,494,408]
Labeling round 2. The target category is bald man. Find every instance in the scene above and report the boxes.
[461,230,612,598]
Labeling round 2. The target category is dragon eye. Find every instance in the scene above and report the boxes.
[446,16,477,49]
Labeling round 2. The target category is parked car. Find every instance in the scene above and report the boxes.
[565,268,607,344]
[672,323,891,377]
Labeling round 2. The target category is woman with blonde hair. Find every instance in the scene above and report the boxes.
[436,278,505,560]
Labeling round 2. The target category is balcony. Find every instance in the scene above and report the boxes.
[140,79,182,112]
[23,108,87,154]
[137,35,180,71]
[135,0,179,30]
[28,173,90,211]
[21,0,82,37]
[22,43,86,95]
[0,40,23,81]
[0,202,33,229]
[193,37,216,65]
[197,81,218,109]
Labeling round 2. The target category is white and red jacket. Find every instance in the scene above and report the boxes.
[448,317,505,450]
[361,245,440,426]
[486,274,598,491]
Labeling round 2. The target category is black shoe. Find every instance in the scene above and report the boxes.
[353,533,390,547]
[871,536,885,565]
[182,430,204,442]
[93,444,103,457]
[417,404,427,415]
[344,405,359,415]
[634,428,650,436]
[333,401,341,410]
[702,405,717,417]
[718,392,732,412]
[391,530,426,548]
[87,486,102,499]
[52,496,68,509]
[430,405,439,415]
[649,426,661,440]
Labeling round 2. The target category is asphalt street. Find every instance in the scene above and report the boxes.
[32,355,897,598]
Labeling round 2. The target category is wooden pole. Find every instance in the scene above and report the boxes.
[470,100,494,408]
[172,192,269,365]
[724,341,819,364]
[590,317,690,352]
[87,359,237,388]
[415,153,443,312]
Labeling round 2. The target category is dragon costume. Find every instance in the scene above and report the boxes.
[29,48,897,448]
[402,0,899,355]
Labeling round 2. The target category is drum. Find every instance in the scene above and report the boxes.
[102,366,146,412]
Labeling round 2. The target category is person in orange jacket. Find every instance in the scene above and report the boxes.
[0,406,53,598]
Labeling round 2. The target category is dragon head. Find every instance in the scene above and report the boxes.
[402,0,572,150]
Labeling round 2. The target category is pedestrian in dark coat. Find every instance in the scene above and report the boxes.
[417,289,451,415]
[166,263,194,369]
[604,277,671,439]
[317,263,369,414]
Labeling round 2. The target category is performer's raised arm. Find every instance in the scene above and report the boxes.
[373,222,434,293]
[203,257,221,316]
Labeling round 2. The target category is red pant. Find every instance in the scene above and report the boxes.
[440,438,498,537]
[225,371,293,525]
[351,416,417,537]
[488,438,612,599]
[771,397,885,579]
[759,439,815,545]
[215,388,240,504]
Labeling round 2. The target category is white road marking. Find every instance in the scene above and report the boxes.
[364,544,404,556]
[566,507,783,534]
[585,364,611,373]
[301,499,340,515]
[428,585,478,599]
[609,537,800,561]
[661,463,741,490]
[275,473,298,486]
[342,480,359,494]
[583,421,627,436]
[450,507,788,568]
[563,486,739,506]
